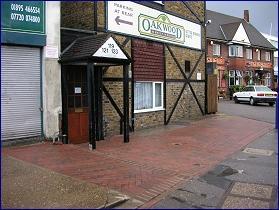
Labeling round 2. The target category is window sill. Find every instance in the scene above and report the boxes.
[134,108,165,114]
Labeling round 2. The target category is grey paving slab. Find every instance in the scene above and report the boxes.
[222,196,270,209]
[152,178,226,209]
[199,173,233,190]
[152,197,198,209]
[230,182,273,199]
[242,148,274,156]
[221,160,278,186]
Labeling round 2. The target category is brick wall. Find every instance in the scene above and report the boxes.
[61,2,94,30]
[133,39,164,81]
[61,1,206,136]
[207,40,273,69]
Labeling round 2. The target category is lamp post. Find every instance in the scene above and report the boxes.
[276,73,278,129]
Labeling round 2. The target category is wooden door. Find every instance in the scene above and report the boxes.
[207,75,218,114]
[66,67,89,144]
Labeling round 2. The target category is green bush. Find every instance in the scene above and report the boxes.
[229,85,245,95]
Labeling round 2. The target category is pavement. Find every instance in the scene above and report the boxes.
[1,156,129,209]
[152,129,278,209]
[1,113,276,209]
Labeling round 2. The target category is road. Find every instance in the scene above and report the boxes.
[218,99,276,124]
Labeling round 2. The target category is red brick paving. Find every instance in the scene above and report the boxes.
[2,115,273,205]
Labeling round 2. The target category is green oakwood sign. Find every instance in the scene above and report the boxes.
[1,1,45,34]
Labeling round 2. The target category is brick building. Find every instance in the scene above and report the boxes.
[206,10,277,97]
[60,1,206,146]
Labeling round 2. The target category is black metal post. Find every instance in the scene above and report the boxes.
[204,2,208,114]
[87,62,96,149]
[94,67,100,141]
[61,66,68,144]
[163,43,167,125]
[98,68,104,140]
[123,64,129,143]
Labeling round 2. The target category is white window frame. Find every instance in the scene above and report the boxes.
[246,48,252,59]
[229,70,235,86]
[235,70,242,85]
[265,52,271,61]
[229,45,243,57]
[213,44,220,56]
[265,73,271,87]
[134,81,164,113]
[229,70,243,86]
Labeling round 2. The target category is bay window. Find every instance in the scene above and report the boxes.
[135,82,163,113]
[229,70,243,86]
[229,45,243,57]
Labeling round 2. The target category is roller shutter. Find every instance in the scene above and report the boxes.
[1,45,42,141]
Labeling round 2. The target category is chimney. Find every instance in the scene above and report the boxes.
[244,10,249,22]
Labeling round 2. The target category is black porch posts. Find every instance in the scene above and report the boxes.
[87,64,130,149]
[123,64,129,143]
[87,62,96,150]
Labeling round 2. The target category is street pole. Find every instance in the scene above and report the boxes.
[276,73,278,129]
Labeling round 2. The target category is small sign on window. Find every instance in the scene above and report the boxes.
[75,87,81,94]
[197,73,201,80]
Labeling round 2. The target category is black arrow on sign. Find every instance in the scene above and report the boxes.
[115,16,133,25]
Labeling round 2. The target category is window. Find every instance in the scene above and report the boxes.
[235,70,242,85]
[274,57,278,68]
[265,73,271,87]
[257,50,261,60]
[265,52,271,61]
[255,86,272,92]
[134,82,163,113]
[229,45,243,57]
[246,48,252,59]
[245,71,253,85]
[213,44,220,56]
[229,70,243,86]
[67,69,88,109]
[229,70,235,86]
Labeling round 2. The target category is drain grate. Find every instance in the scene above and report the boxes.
[172,143,182,146]
[242,148,274,156]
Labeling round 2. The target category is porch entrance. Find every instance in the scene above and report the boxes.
[59,33,131,149]
[66,66,88,144]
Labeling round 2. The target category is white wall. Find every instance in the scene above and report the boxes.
[261,33,278,76]
[232,23,250,44]
[42,1,61,139]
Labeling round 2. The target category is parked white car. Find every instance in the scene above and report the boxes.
[233,85,277,106]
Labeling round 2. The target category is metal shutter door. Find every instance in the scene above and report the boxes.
[1,45,42,141]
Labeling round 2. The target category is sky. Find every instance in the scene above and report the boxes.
[206,1,278,37]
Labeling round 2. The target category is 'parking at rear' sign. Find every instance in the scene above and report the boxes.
[106,1,201,50]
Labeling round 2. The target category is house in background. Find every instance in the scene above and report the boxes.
[261,33,278,89]
[206,10,277,97]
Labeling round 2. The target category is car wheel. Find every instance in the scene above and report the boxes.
[249,97,255,106]
[269,102,274,106]
[234,96,239,103]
